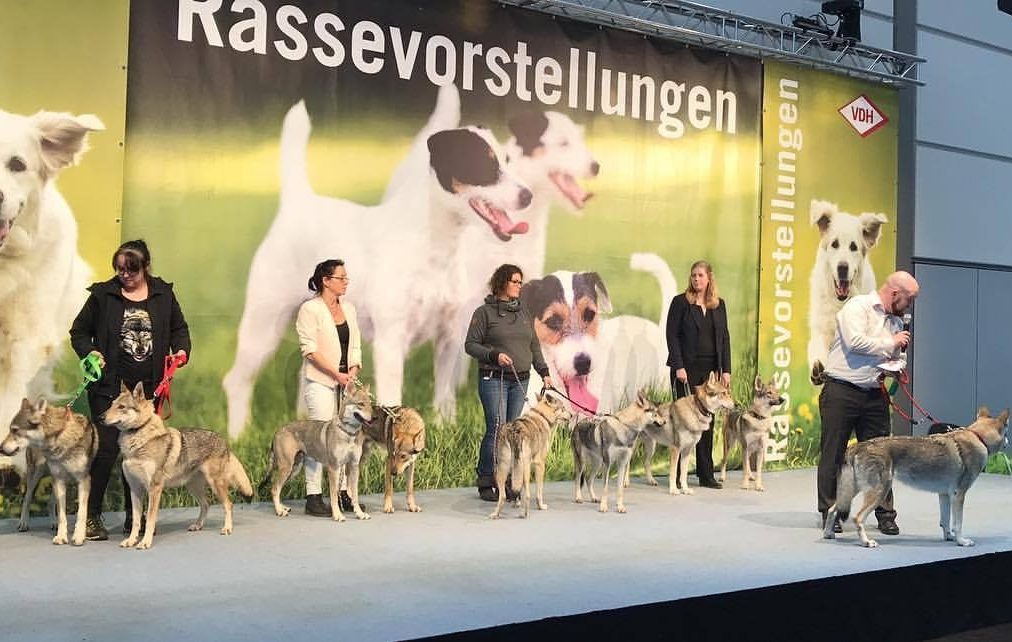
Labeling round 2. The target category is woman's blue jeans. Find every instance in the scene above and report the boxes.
[476,373,529,485]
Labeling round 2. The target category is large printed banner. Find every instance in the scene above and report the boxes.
[121,0,762,488]
[757,62,898,465]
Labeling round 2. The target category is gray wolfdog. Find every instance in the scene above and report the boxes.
[572,390,667,513]
[641,372,735,495]
[264,382,374,521]
[362,405,426,514]
[719,376,786,491]
[1,398,97,545]
[489,391,572,519]
[103,382,253,550]
[823,406,1009,548]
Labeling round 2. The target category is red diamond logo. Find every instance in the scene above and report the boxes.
[838,94,888,137]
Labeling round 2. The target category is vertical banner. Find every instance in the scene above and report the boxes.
[121,0,762,491]
[0,0,129,505]
[758,61,898,465]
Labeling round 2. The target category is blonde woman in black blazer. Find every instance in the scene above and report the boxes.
[665,260,732,489]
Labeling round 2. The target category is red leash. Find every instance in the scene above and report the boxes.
[154,353,187,418]
[879,370,937,425]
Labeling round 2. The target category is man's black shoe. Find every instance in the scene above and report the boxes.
[699,478,723,489]
[338,490,367,513]
[305,493,332,517]
[878,518,900,535]
[85,515,108,541]
[478,486,498,502]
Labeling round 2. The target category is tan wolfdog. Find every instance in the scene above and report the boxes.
[719,375,786,491]
[263,382,374,521]
[641,372,734,495]
[823,406,1009,548]
[1,398,97,545]
[489,391,572,519]
[103,382,253,550]
[362,405,426,514]
[571,390,667,513]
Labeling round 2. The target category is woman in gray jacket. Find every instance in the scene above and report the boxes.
[465,264,554,502]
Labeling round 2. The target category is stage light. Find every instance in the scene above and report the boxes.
[791,15,833,38]
[822,0,863,42]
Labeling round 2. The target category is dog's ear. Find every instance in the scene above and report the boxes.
[32,112,105,177]
[997,409,1010,426]
[977,406,991,418]
[859,212,888,248]
[636,390,649,407]
[427,128,498,192]
[33,398,48,414]
[507,112,550,156]
[120,380,130,395]
[810,199,838,236]
[132,381,146,401]
[707,371,718,386]
[754,375,763,391]
[21,398,32,411]
[573,272,612,315]
[414,429,426,453]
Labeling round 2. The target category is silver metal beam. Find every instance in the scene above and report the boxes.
[497,0,924,86]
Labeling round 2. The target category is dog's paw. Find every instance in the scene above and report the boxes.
[740,482,751,490]
[683,487,695,496]
[355,511,371,521]
[136,539,153,550]
[383,499,395,514]
[188,522,204,532]
[598,503,608,513]
[862,538,879,548]
[275,505,291,517]
[120,536,138,548]
[957,537,975,547]
[573,496,583,504]
[617,505,627,514]
[71,530,86,546]
[332,513,347,523]
[646,477,658,487]
[52,534,68,546]
[755,485,765,492]
[407,503,422,513]
[538,503,548,511]
[220,526,232,536]
[488,512,501,520]
[668,487,681,495]
[17,521,29,532]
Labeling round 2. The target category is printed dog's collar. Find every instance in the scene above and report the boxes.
[747,408,768,421]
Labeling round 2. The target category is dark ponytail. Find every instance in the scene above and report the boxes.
[308,259,344,293]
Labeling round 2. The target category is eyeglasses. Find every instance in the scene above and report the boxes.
[509,278,523,285]
[116,266,140,276]
[326,275,350,282]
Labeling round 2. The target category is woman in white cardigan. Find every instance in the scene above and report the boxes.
[295,259,363,516]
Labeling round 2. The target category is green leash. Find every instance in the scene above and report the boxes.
[65,353,103,408]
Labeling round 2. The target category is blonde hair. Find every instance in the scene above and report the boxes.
[684,260,719,310]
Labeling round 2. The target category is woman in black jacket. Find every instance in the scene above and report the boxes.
[665,260,731,489]
[69,239,191,540]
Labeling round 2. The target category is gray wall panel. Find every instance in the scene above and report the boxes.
[975,270,1012,426]
[919,0,1012,48]
[911,264,977,434]
[915,146,1012,265]
[917,31,1012,156]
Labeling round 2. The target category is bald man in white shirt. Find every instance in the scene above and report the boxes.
[816,271,919,535]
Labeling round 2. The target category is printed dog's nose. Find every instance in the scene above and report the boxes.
[590,161,600,176]
[836,263,849,280]
[518,187,533,209]
[574,352,592,376]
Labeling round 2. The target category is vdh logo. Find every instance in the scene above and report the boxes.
[838,94,888,137]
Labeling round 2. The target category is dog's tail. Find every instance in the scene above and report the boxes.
[279,100,313,202]
[255,447,276,500]
[229,453,255,502]
[629,253,678,327]
[383,84,461,204]
[834,449,859,523]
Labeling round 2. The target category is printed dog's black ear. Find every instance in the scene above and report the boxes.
[572,272,612,314]
[427,128,499,192]
[520,276,564,317]
[508,112,550,156]
[859,212,888,248]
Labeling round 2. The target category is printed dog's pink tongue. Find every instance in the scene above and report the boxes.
[565,377,598,415]
[470,198,528,241]
[550,171,593,208]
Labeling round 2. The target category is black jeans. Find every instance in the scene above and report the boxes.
[672,355,719,483]
[86,381,153,518]
[816,378,896,521]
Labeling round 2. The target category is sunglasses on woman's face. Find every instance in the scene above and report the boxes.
[116,265,140,276]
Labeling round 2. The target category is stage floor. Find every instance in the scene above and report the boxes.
[2,468,1011,641]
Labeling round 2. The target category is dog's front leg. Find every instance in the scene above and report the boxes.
[753,439,767,492]
[327,465,345,522]
[615,452,633,513]
[938,493,954,541]
[383,462,396,514]
[18,457,47,532]
[136,483,164,550]
[951,490,973,546]
[668,447,680,495]
[679,447,694,495]
[120,475,144,548]
[71,476,91,546]
[741,443,754,491]
[405,463,421,512]
[51,478,68,545]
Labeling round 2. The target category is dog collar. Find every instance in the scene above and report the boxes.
[529,407,554,424]
[693,396,713,419]
[969,429,990,450]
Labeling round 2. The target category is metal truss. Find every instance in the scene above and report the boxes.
[497,0,923,86]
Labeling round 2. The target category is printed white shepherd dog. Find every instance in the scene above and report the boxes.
[0,109,101,469]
